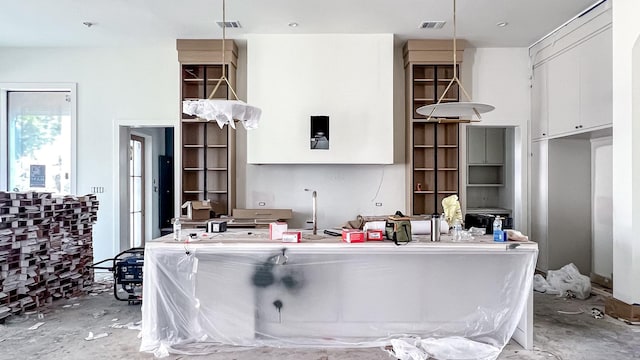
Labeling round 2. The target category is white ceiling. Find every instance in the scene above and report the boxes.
[0,0,601,48]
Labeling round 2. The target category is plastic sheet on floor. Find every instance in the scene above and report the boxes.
[388,337,501,360]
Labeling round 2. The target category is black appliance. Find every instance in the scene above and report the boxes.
[465,213,513,235]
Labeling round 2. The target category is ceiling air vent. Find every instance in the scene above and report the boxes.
[419,21,446,29]
[217,21,242,28]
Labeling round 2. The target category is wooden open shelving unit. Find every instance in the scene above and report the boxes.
[177,39,238,217]
[404,40,465,215]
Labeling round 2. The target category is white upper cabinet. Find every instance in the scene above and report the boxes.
[579,27,612,130]
[529,2,611,140]
[547,45,581,137]
[467,127,486,165]
[531,63,549,140]
[467,127,504,165]
[484,128,505,165]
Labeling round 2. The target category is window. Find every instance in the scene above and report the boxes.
[1,84,76,194]
[129,134,145,247]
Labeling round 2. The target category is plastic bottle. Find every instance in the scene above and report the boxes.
[493,216,503,242]
[173,218,182,241]
[452,219,463,241]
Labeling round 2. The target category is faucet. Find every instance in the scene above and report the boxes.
[304,189,317,235]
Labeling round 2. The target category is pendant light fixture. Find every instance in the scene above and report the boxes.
[416,0,494,122]
[182,0,262,130]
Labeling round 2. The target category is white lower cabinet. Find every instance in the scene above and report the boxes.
[530,139,592,274]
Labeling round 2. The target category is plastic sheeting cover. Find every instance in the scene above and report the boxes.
[140,233,537,359]
[182,99,261,130]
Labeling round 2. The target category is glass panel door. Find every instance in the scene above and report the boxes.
[130,135,145,248]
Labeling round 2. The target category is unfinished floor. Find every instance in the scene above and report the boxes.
[1,287,639,360]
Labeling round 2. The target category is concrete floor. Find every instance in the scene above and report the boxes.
[1,285,639,360]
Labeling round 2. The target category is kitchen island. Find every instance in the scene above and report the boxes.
[140,230,537,358]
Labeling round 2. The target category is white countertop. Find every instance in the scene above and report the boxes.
[148,229,537,253]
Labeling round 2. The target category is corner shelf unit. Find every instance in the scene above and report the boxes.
[177,39,238,217]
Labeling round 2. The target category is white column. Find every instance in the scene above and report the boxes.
[612,0,640,304]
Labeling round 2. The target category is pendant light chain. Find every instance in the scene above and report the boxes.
[453,0,456,66]
[420,0,493,121]
[208,0,240,101]
[222,0,226,79]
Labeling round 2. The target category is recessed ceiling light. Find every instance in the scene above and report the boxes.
[288,22,299,28]
[496,21,508,27]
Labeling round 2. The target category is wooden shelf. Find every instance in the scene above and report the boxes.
[184,144,204,148]
[207,144,227,148]
[183,167,204,171]
[414,191,435,194]
[468,163,503,167]
[183,190,204,194]
[207,167,228,171]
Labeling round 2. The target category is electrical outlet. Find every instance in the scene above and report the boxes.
[375,202,383,207]
[258,202,266,206]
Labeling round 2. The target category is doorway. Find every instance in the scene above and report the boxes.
[117,126,174,252]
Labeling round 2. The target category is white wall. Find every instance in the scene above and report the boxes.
[246,34,394,164]
[0,46,179,262]
[461,47,530,232]
[612,0,640,304]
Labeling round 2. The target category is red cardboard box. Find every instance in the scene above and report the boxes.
[342,229,365,243]
[366,229,384,241]
[282,231,301,243]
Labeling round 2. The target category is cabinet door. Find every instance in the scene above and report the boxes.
[467,127,486,164]
[484,128,504,165]
[580,28,612,130]
[531,63,549,139]
[530,141,549,272]
[548,46,580,136]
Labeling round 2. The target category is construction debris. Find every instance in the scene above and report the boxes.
[27,322,45,330]
[84,331,109,341]
[110,321,142,330]
[0,191,98,321]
